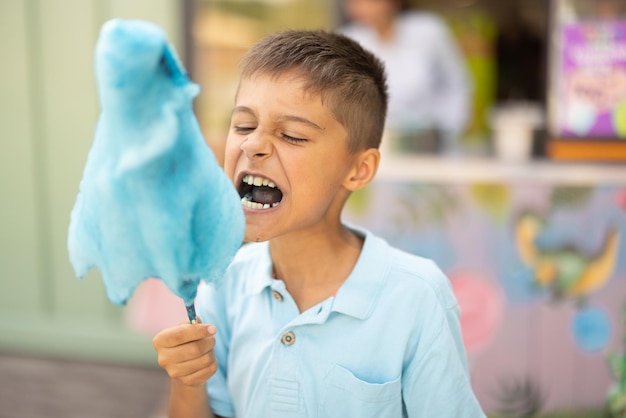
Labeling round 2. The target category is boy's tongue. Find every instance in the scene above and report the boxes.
[252,186,282,205]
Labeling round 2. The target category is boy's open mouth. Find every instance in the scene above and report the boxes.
[238,174,283,210]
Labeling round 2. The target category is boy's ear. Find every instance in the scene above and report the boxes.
[343,148,380,192]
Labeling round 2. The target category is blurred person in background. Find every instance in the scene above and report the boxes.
[339,0,472,155]
[595,0,625,19]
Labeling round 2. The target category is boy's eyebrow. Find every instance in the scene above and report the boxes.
[232,106,325,131]
[231,106,256,118]
[277,115,325,131]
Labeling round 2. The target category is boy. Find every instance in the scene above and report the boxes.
[153,30,485,417]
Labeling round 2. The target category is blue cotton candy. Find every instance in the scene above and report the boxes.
[67,19,245,307]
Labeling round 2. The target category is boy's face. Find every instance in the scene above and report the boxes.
[224,72,357,243]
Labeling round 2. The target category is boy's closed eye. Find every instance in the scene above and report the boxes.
[233,125,308,144]
[233,125,255,134]
[281,133,308,144]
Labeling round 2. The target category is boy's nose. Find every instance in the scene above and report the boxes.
[240,130,272,160]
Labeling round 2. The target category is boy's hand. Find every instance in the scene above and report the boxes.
[153,320,218,387]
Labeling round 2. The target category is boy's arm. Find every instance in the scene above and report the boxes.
[403,305,485,417]
[153,322,226,418]
[168,379,224,418]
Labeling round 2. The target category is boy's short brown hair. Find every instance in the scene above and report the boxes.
[238,30,388,153]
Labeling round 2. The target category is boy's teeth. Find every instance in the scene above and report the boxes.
[243,175,278,189]
[240,195,280,210]
[240,175,282,209]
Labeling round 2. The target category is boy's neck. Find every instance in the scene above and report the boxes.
[268,224,364,313]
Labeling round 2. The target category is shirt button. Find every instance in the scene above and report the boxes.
[281,331,296,346]
[272,290,284,302]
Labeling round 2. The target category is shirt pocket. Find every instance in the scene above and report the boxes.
[319,364,402,418]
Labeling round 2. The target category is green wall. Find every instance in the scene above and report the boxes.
[0,0,182,366]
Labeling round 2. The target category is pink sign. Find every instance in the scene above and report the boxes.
[559,21,626,138]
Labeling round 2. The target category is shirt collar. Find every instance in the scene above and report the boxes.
[241,227,390,321]
[330,226,390,320]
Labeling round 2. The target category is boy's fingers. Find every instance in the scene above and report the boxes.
[166,347,217,380]
[153,323,216,349]
[176,358,219,387]
[156,334,216,369]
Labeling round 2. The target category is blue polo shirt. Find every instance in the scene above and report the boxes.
[196,226,485,417]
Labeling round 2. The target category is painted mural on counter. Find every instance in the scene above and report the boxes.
[344,181,626,416]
